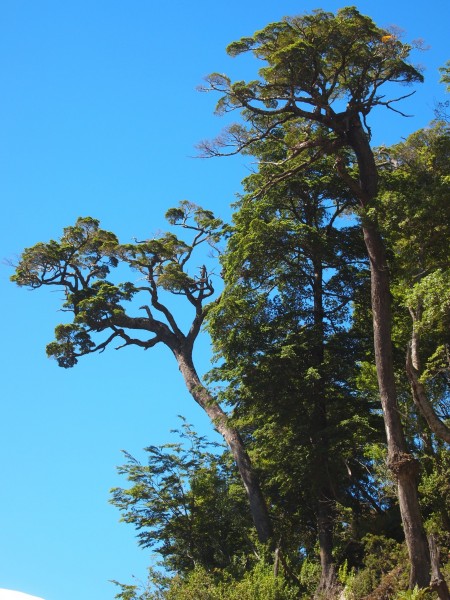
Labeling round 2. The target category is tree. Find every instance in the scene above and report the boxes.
[11,201,273,544]
[111,419,254,575]
[440,61,450,90]
[377,123,450,446]
[375,123,450,599]
[201,6,431,587]
[435,61,450,122]
[206,149,386,595]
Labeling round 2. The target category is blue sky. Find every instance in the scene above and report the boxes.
[1,1,448,598]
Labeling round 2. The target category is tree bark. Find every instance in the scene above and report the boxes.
[173,345,273,544]
[429,534,450,600]
[406,340,450,445]
[315,498,339,599]
[346,119,431,588]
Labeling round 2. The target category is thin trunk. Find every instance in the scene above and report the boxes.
[346,118,431,588]
[315,498,338,599]
[273,547,280,578]
[429,534,450,600]
[311,258,339,596]
[406,310,450,445]
[409,306,423,372]
[406,345,450,444]
[173,346,273,544]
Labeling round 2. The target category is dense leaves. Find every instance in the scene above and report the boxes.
[111,421,253,575]
[200,6,422,165]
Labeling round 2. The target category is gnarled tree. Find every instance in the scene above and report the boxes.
[11,201,273,544]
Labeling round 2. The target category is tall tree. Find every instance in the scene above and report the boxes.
[207,150,383,595]
[201,6,431,587]
[11,201,272,544]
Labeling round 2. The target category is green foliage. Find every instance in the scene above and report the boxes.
[338,559,355,587]
[113,562,299,600]
[11,217,119,289]
[112,567,169,600]
[203,5,423,161]
[163,562,298,600]
[341,535,409,599]
[362,534,408,578]
[299,557,321,597]
[434,62,450,121]
[419,447,450,536]
[377,123,450,433]
[206,144,385,576]
[110,420,254,575]
[109,13,450,600]
[440,61,450,92]
[227,6,421,101]
[404,270,450,337]
[46,324,95,368]
[394,585,433,600]
[377,123,450,284]
[11,202,223,366]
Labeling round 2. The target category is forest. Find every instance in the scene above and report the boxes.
[11,7,450,600]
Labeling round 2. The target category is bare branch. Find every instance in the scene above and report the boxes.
[114,328,161,351]
[378,91,417,117]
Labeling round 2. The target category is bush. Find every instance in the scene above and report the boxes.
[342,535,409,599]
[165,562,298,600]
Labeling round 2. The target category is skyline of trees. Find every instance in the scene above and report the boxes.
[11,6,449,599]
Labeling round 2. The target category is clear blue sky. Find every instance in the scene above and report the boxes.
[1,1,448,598]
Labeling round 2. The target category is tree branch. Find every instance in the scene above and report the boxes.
[406,343,450,444]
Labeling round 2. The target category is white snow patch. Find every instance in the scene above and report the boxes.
[0,591,45,600]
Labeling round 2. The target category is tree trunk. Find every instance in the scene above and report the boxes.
[346,118,431,588]
[429,534,450,600]
[173,346,273,544]
[361,216,431,589]
[406,335,450,445]
[315,498,339,599]
[311,258,339,596]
